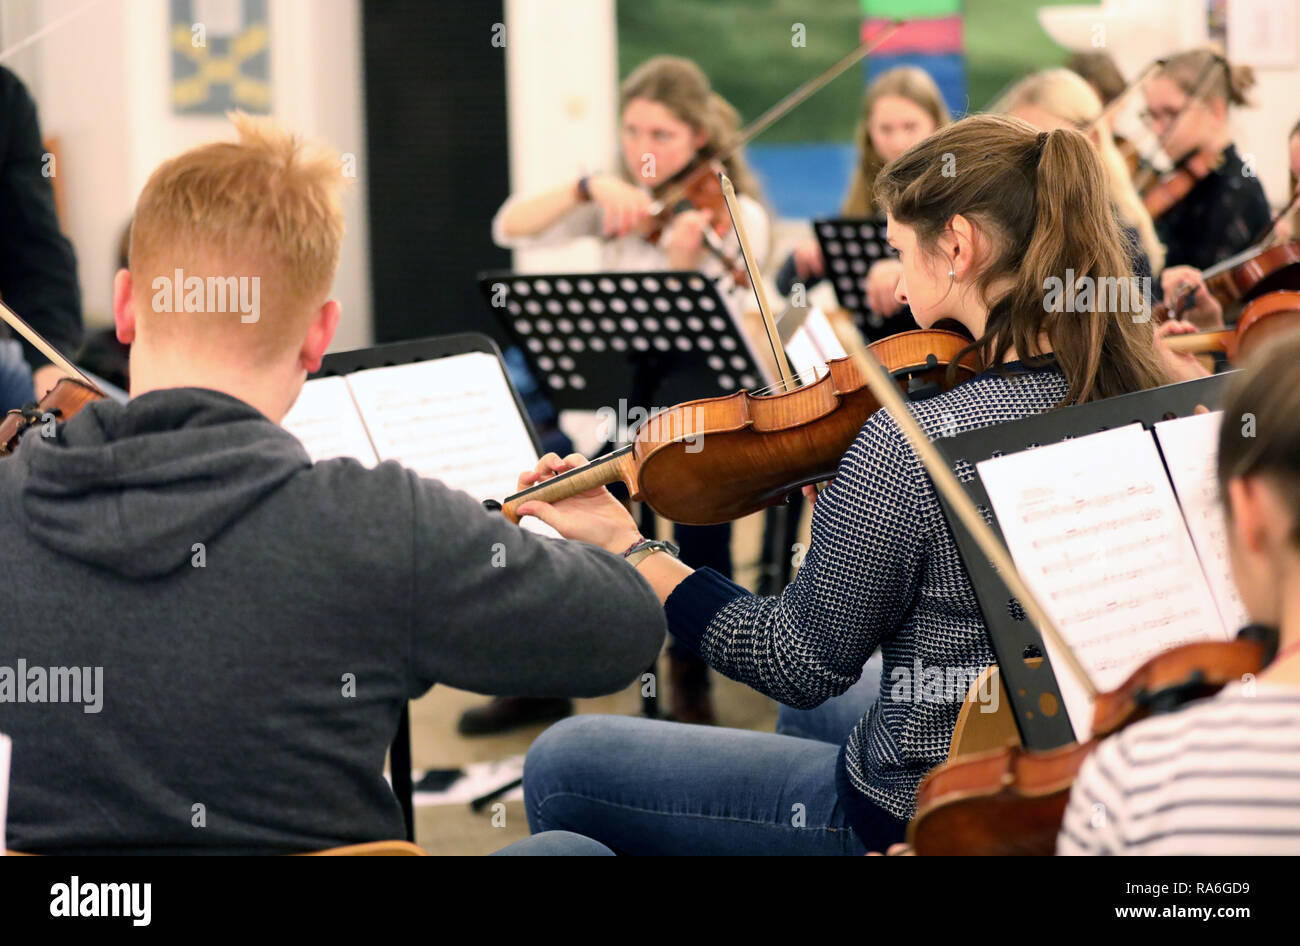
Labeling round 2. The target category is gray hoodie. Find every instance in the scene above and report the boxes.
[0,387,665,854]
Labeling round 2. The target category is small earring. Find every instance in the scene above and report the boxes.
[948,269,955,278]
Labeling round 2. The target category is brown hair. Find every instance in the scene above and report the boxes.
[1067,51,1127,105]
[996,68,1164,273]
[1217,333,1300,545]
[875,114,1173,405]
[1154,47,1255,108]
[618,56,762,200]
[130,112,346,363]
[843,66,950,217]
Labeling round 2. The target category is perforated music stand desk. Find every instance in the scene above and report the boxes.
[812,216,899,333]
[931,371,1235,750]
[310,332,541,842]
[477,270,772,415]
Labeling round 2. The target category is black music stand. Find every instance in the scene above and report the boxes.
[812,216,913,338]
[311,332,541,842]
[930,372,1235,750]
[477,270,771,415]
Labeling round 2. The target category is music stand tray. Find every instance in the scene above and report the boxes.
[478,270,772,415]
[812,216,900,333]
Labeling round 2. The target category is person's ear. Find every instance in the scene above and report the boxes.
[943,214,978,280]
[692,128,709,154]
[299,299,341,375]
[113,268,136,345]
[1227,477,1270,558]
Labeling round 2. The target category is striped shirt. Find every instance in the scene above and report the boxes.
[1058,681,1300,855]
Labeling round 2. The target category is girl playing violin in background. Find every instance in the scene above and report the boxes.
[490,55,769,726]
[1140,48,1271,272]
[1060,335,1300,855]
[775,66,950,339]
[493,55,769,293]
[513,115,1173,855]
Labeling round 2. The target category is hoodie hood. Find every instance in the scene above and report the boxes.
[13,387,310,579]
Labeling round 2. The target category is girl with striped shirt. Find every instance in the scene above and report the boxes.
[1060,335,1300,856]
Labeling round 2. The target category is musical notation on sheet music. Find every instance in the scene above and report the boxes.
[1154,411,1253,635]
[978,424,1231,741]
[282,352,559,538]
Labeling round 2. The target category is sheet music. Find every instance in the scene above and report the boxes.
[978,424,1231,741]
[784,307,846,383]
[342,353,559,537]
[282,375,380,466]
[1154,412,1252,634]
[1,732,10,855]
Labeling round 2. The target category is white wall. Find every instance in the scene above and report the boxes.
[502,0,617,274]
[4,0,371,351]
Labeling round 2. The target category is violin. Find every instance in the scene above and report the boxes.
[1154,239,1300,322]
[1,376,104,457]
[1161,289,1300,361]
[1140,148,1221,219]
[495,328,980,526]
[0,298,106,457]
[643,156,751,289]
[909,628,1276,856]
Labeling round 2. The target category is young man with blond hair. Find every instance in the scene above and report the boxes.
[0,114,662,855]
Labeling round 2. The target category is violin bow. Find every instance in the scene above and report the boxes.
[0,298,103,394]
[719,166,1099,699]
[1083,60,1160,138]
[647,21,905,218]
[717,172,795,392]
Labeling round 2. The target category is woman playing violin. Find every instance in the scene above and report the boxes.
[1060,335,1300,855]
[492,55,769,294]
[1140,48,1271,272]
[514,115,1173,855]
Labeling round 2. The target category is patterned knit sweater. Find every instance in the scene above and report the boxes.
[665,361,1070,824]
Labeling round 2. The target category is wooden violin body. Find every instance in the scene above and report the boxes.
[1141,149,1220,220]
[499,329,981,526]
[1162,289,1300,361]
[908,630,1275,856]
[0,377,104,458]
[1154,240,1300,323]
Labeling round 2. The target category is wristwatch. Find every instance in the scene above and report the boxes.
[622,538,680,568]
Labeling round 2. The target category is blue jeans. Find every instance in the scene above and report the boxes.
[0,340,34,413]
[525,714,869,856]
[523,651,887,855]
[492,830,613,855]
[775,651,882,744]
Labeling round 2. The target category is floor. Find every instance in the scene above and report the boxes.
[403,506,803,855]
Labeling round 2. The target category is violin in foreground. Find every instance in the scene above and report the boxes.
[0,299,105,458]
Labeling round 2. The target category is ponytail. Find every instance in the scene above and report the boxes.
[875,114,1172,405]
